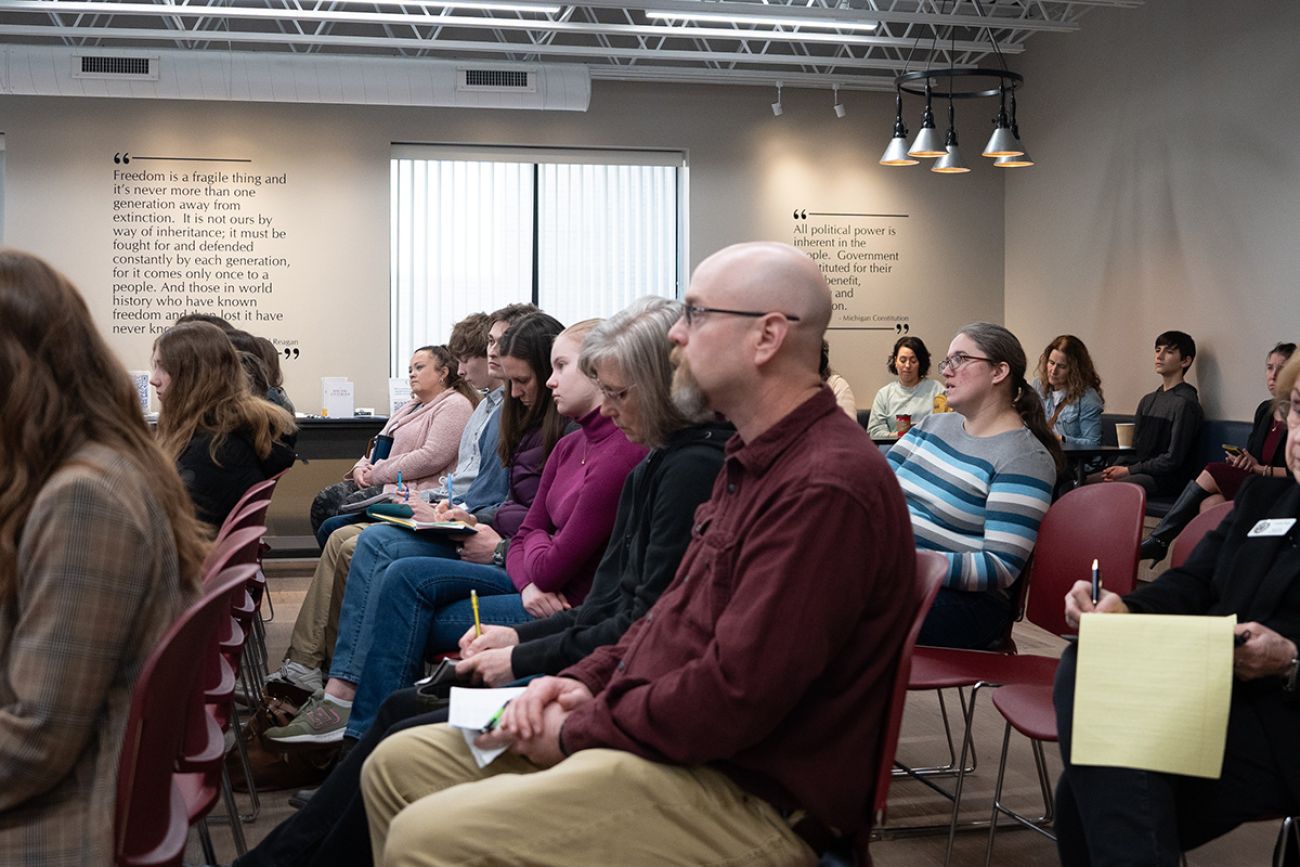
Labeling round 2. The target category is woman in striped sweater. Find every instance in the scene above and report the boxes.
[887,322,1063,649]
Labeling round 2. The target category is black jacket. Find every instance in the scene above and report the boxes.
[179,430,296,528]
[1246,398,1288,468]
[510,420,731,677]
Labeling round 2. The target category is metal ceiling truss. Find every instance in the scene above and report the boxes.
[0,0,1143,90]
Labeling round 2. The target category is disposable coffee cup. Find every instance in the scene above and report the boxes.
[1114,423,1135,448]
[370,434,395,462]
[896,413,912,435]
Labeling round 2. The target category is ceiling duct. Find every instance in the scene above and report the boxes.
[0,46,589,111]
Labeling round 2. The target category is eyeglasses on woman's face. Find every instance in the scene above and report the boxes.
[595,380,635,405]
[938,351,994,375]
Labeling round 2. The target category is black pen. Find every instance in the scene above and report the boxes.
[1090,558,1101,605]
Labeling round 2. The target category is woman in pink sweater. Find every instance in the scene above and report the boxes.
[313,346,477,545]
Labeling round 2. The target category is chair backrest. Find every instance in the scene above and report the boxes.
[201,525,266,583]
[217,496,273,542]
[1170,501,1234,569]
[1024,483,1146,637]
[873,550,947,826]
[114,563,256,867]
[222,476,278,530]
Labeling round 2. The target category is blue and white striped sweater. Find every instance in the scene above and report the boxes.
[887,412,1055,592]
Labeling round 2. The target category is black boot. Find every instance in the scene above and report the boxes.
[1139,481,1212,563]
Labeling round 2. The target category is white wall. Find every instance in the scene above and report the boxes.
[0,79,1005,412]
[1006,1,1300,420]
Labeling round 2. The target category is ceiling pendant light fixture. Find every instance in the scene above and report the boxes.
[879,0,1032,173]
[879,87,919,166]
[982,83,1022,158]
[993,90,1035,167]
[833,84,846,118]
[931,95,969,173]
[771,80,784,117]
[907,81,946,158]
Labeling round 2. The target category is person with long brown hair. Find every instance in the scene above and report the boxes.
[0,249,208,863]
[888,322,1063,649]
[1032,333,1105,447]
[151,320,298,528]
[309,344,478,546]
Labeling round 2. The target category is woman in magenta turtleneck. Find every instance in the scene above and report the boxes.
[320,317,647,743]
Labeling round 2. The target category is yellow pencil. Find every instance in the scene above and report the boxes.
[471,589,482,638]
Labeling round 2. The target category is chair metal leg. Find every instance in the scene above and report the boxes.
[983,721,1015,867]
[228,700,261,822]
[943,681,988,866]
[196,817,218,864]
[892,687,977,779]
[1275,816,1299,867]
[220,766,248,856]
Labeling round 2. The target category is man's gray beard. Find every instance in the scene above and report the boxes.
[670,361,711,418]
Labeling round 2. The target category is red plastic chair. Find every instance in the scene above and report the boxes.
[874,552,948,828]
[114,563,255,867]
[898,483,1146,862]
[216,477,279,541]
[1169,501,1233,569]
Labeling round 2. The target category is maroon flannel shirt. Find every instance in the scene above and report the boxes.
[561,386,917,835]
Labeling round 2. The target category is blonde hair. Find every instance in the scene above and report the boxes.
[154,321,297,465]
[1277,350,1300,404]
[0,249,208,598]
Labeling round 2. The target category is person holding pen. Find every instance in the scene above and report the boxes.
[361,242,918,867]
[1053,348,1300,866]
[234,297,728,867]
[265,315,647,746]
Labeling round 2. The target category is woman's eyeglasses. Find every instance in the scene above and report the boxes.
[938,352,994,375]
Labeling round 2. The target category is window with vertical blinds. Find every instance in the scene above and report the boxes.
[390,145,686,375]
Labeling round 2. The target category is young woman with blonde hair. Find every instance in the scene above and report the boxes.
[151,320,298,528]
[0,249,208,863]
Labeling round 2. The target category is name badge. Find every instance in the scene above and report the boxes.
[1247,518,1297,538]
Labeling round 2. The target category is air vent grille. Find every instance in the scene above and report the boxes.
[459,68,536,92]
[74,55,158,80]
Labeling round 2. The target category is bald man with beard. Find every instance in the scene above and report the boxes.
[360,242,918,867]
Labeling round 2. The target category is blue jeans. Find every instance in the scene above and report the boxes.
[328,525,459,686]
[316,513,365,549]
[344,557,533,738]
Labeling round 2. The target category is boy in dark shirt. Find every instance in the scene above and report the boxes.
[1096,330,1203,495]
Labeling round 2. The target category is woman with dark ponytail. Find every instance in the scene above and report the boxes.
[887,322,1062,649]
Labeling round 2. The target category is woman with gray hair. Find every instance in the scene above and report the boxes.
[232,297,733,867]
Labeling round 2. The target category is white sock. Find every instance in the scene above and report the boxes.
[323,694,353,709]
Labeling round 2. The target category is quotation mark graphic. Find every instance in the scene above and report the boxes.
[895,323,910,334]
[282,347,301,359]
[792,209,808,220]
[114,152,131,164]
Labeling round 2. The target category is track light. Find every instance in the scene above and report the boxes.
[832,84,846,118]
[771,81,784,117]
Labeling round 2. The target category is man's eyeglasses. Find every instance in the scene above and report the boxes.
[681,305,801,328]
[938,352,995,375]
[596,381,635,405]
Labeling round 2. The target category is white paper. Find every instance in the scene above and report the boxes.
[448,686,528,768]
[388,377,412,416]
[321,377,355,418]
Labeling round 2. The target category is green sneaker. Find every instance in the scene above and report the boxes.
[263,691,350,745]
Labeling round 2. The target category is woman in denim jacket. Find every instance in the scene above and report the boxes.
[1032,334,1105,447]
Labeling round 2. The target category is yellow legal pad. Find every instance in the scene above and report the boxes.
[1071,613,1235,779]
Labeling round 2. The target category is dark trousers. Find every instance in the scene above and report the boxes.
[1053,643,1299,866]
[234,687,451,867]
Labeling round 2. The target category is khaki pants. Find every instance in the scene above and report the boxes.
[285,522,366,669]
[360,723,817,867]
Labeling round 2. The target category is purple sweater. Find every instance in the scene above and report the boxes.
[505,408,647,604]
